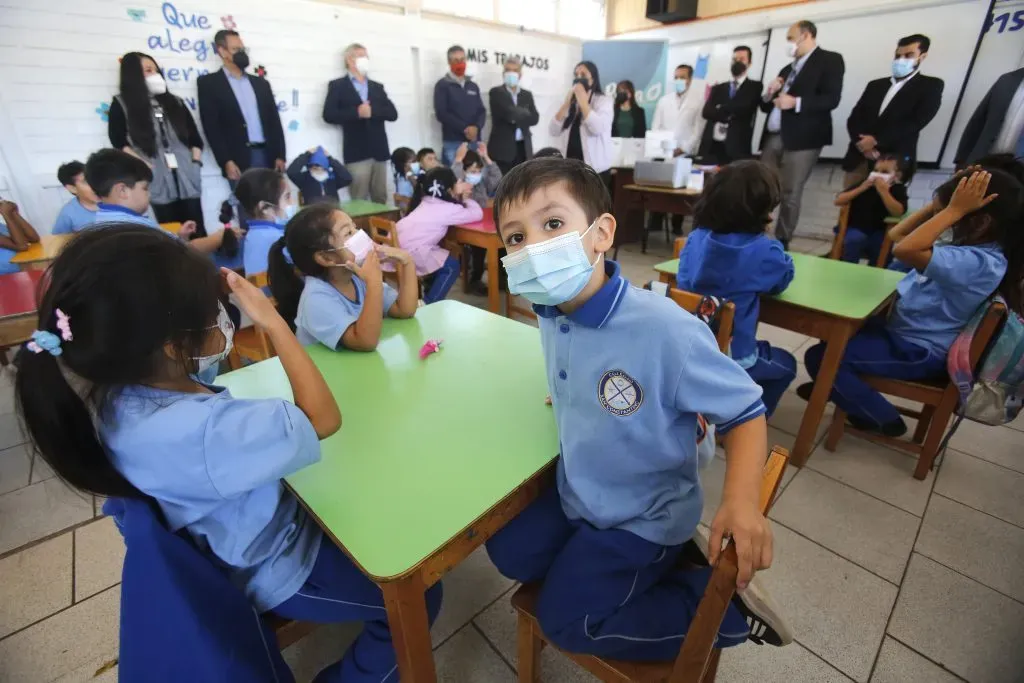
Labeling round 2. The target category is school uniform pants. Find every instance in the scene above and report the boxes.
[840,227,890,267]
[421,255,461,304]
[273,537,443,683]
[485,486,749,660]
[348,159,389,205]
[803,321,946,427]
[744,341,797,417]
[759,133,821,246]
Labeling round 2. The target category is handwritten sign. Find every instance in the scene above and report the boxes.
[148,2,214,66]
[466,48,550,71]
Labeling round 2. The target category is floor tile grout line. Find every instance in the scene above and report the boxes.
[930,490,1024,532]
[470,621,518,676]
[0,583,119,645]
[430,583,517,653]
[911,548,1024,607]
[71,529,77,604]
[786,463,932,519]
[786,637,858,682]
[0,515,99,563]
[771,520,904,589]
[884,634,971,682]
[945,444,1024,477]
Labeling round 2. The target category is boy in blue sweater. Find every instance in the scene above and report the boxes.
[677,161,796,416]
[52,161,98,234]
[286,146,353,205]
[486,158,792,661]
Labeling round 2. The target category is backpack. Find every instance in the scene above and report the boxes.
[947,296,1024,425]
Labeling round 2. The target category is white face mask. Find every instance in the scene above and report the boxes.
[193,302,235,375]
[354,56,370,76]
[337,229,375,266]
[867,171,895,183]
[145,73,167,96]
[785,39,800,59]
[310,169,330,183]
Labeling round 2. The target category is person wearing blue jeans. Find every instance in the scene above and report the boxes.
[840,227,891,266]
[421,254,461,304]
[434,45,486,166]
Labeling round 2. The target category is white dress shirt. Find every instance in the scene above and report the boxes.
[766,47,816,133]
[507,86,524,141]
[652,81,706,155]
[879,69,917,115]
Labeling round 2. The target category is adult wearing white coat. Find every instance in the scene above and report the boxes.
[549,61,614,183]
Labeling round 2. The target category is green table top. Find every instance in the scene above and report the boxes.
[217,300,558,580]
[340,199,396,217]
[655,252,905,320]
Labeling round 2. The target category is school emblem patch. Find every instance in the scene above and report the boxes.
[598,370,643,416]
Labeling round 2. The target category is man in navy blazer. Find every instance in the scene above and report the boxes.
[323,43,399,204]
[434,45,486,166]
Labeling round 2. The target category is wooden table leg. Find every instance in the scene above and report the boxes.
[486,245,502,316]
[790,320,853,468]
[382,574,436,683]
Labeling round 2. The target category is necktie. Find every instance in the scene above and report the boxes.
[729,81,737,98]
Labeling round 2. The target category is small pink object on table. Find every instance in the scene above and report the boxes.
[419,339,443,360]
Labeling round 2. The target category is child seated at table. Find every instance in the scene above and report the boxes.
[394,167,482,304]
[235,168,297,276]
[0,198,41,274]
[485,157,792,662]
[15,224,441,682]
[287,146,353,206]
[800,162,1024,437]
[86,149,233,255]
[53,161,99,234]
[677,161,796,417]
[390,146,420,199]
[452,143,502,207]
[833,154,911,265]
[416,147,440,172]
[268,203,418,351]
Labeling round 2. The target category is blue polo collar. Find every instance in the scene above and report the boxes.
[246,219,285,232]
[533,260,628,329]
[97,202,144,217]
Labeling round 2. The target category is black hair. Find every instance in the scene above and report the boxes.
[118,52,192,159]
[234,168,287,218]
[564,61,602,131]
[15,225,223,498]
[533,147,563,159]
[734,45,753,62]
[214,29,240,48]
[872,153,916,184]
[447,45,465,60]
[391,146,416,180]
[615,80,640,110]
[409,167,462,214]
[934,162,1024,312]
[85,148,153,198]
[416,147,436,163]
[57,161,85,188]
[674,64,694,79]
[796,20,817,38]
[693,160,781,235]
[462,150,483,170]
[971,153,1024,184]
[268,203,339,328]
[898,34,930,53]
[493,158,611,237]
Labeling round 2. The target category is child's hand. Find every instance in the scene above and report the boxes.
[709,497,773,590]
[376,244,411,266]
[347,247,383,285]
[222,268,286,332]
[178,221,197,239]
[947,170,998,218]
[544,395,552,405]
[872,176,891,192]
[454,142,469,163]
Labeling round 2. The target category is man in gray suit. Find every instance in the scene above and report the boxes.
[955,67,1024,167]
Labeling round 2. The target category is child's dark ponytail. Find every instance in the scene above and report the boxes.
[409,166,461,213]
[268,236,303,331]
[268,203,339,330]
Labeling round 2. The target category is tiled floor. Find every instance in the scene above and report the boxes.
[1,233,1022,682]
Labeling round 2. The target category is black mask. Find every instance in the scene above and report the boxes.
[573,76,591,91]
[232,50,250,70]
[730,61,747,77]
[615,91,629,105]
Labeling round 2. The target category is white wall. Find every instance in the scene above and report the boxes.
[0,0,582,232]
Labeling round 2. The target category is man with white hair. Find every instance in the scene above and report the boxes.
[323,43,398,204]
[488,56,539,174]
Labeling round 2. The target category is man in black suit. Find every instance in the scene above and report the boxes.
[323,43,399,204]
[488,56,540,175]
[197,30,286,182]
[699,45,762,165]
[955,67,1024,167]
[843,34,943,186]
[760,20,845,249]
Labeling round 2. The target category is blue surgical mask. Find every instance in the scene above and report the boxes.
[504,71,519,88]
[409,162,421,175]
[465,172,482,186]
[891,58,916,79]
[278,202,298,224]
[674,79,688,94]
[501,219,601,306]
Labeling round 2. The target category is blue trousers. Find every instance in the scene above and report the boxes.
[745,341,796,417]
[486,486,749,660]
[441,140,477,166]
[422,255,461,304]
[273,538,443,683]
[841,227,889,266]
[804,322,946,427]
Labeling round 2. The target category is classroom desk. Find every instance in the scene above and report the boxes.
[449,207,505,315]
[654,253,904,468]
[218,300,559,682]
[0,269,45,348]
[159,221,182,235]
[616,183,701,255]
[10,235,73,272]
[341,199,401,231]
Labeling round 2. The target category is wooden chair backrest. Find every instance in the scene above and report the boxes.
[669,447,789,683]
[673,237,687,258]
[828,205,849,260]
[369,216,399,248]
[247,272,269,289]
[393,193,411,215]
[667,288,735,354]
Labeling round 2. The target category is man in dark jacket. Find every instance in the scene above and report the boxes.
[699,45,763,165]
[434,45,486,166]
[843,34,943,185]
[955,67,1024,167]
[488,56,540,174]
[197,30,286,181]
[322,43,399,204]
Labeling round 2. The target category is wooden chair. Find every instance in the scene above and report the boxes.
[369,216,399,247]
[227,272,276,370]
[393,193,411,216]
[263,613,316,650]
[511,447,789,683]
[668,288,735,354]
[828,205,895,268]
[825,300,1007,479]
[672,237,687,258]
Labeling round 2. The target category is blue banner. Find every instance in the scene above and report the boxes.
[582,40,668,127]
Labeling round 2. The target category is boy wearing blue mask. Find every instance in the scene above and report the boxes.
[487,157,792,660]
[286,146,353,206]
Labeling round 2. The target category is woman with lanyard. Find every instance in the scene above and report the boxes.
[108,52,207,235]
[548,61,613,185]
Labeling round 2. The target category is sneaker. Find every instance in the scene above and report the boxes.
[796,382,813,401]
[692,527,794,647]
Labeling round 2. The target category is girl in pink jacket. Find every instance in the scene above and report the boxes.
[395,167,483,303]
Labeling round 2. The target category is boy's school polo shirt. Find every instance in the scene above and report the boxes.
[534,260,766,546]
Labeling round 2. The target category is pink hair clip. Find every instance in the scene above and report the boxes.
[419,339,443,360]
[55,308,73,342]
